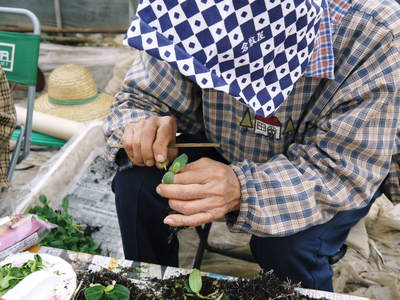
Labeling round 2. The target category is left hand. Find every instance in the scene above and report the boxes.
[156,157,241,227]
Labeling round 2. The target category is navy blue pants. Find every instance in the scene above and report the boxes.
[112,134,374,291]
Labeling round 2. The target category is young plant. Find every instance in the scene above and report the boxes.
[0,254,44,296]
[28,195,101,254]
[84,282,130,300]
[161,154,190,243]
[185,269,228,300]
[161,153,188,184]
[160,160,169,170]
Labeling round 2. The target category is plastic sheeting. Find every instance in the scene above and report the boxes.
[0,0,131,29]
[333,195,400,300]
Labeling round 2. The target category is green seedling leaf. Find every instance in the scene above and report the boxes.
[162,171,174,184]
[171,161,181,173]
[39,194,47,205]
[188,269,202,294]
[106,284,130,300]
[0,255,45,297]
[216,293,229,300]
[169,154,188,173]
[28,195,101,254]
[34,254,42,265]
[184,279,193,293]
[84,285,104,300]
[103,284,114,293]
[160,160,169,170]
[61,197,69,214]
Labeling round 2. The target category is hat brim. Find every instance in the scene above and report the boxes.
[34,92,114,123]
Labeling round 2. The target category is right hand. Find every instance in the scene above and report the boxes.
[122,116,178,169]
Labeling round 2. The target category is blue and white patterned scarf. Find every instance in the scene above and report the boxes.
[124,0,323,117]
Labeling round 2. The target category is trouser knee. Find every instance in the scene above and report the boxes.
[249,200,374,292]
[113,165,167,221]
[112,165,177,265]
[250,232,332,291]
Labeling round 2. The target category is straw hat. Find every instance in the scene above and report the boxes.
[35,64,114,122]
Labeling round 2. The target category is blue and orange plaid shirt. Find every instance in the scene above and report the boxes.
[104,0,400,237]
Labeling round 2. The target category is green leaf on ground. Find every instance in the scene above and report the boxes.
[28,195,102,254]
[188,269,202,293]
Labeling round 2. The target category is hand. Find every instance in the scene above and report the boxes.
[122,116,178,168]
[156,157,241,227]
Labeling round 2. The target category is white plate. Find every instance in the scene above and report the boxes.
[0,252,77,300]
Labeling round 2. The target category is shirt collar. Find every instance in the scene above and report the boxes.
[304,0,352,79]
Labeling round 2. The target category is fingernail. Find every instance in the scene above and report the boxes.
[145,160,154,167]
[156,186,161,194]
[156,154,165,162]
[163,217,172,225]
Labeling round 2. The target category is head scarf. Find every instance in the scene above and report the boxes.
[125,0,323,117]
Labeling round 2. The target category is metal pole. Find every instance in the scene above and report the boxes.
[7,125,25,183]
[129,0,137,16]
[22,86,36,160]
[0,7,41,34]
[53,0,63,36]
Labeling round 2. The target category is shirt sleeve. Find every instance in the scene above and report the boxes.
[228,35,400,237]
[0,67,16,188]
[103,52,204,161]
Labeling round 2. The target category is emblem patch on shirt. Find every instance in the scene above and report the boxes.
[254,115,282,140]
[283,118,295,135]
[239,108,253,128]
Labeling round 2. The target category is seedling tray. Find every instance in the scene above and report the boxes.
[29,246,369,300]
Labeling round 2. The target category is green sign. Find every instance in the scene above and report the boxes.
[0,42,15,71]
[0,31,40,85]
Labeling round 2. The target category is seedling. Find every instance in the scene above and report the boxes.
[161,154,190,242]
[161,153,188,184]
[184,269,228,300]
[84,282,130,300]
[76,269,317,300]
[162,171,175,184]
[29,195,101,254]
[169,153,188,173]
[160,160,169,170]
[0,254,44,296]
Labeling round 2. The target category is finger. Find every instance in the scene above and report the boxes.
[153,117,176,168]
[140,120,158,166]
[131,122,145,166]
[122,123,145,166]
[157,183,207,200]
[179,157,214,173]
[121,124,135,160]
[166,130,178,166]
[168,198,219,215]
[173,170,210,184]
[164,148,178,167]
[163,212,214,227]
[173,158,220,184]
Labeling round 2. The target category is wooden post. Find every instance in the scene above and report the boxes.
[53,0,63,36]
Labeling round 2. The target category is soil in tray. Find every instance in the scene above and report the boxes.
[76,269,327,300]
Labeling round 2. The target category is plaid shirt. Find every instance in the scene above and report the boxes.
[0,67,16,188]
[304,0,352,79]
[104,0,400,237]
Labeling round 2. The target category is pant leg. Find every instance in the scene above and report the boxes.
[250,198,375,291]
[112,134,228,267]
[112,164,179,266]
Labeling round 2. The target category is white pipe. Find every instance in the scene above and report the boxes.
[15,106,85,140]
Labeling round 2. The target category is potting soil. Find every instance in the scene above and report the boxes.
[76,269,327,300]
